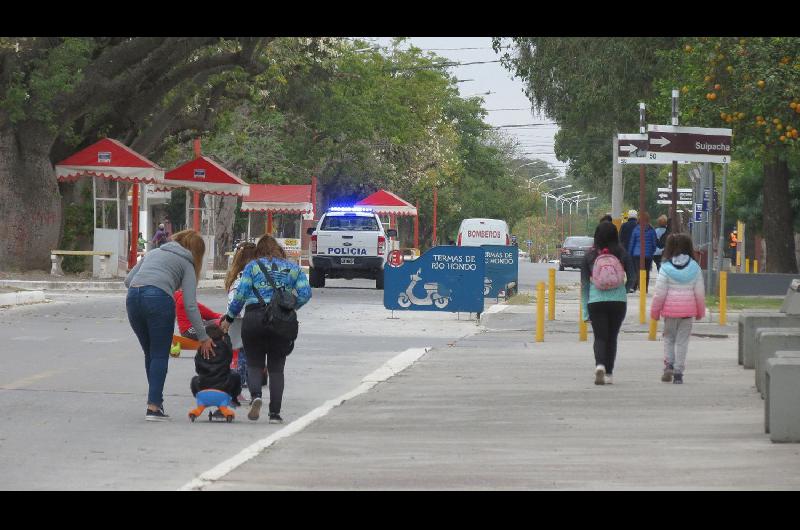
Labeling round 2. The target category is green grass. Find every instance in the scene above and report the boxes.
[706,295,784,311]
[506,292,532,305]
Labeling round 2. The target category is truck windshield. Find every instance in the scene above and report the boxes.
[320,215,379,231]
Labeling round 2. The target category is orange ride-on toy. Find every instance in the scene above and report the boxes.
[188,389,235,423]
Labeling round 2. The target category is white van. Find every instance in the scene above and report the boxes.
[456,218,510,247]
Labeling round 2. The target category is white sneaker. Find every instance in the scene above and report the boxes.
[605,374,613,385]
[594,365,606,385]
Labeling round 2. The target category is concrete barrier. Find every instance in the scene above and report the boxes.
[765,355,800,442]
[764,351,800,434]
[738,313,800,367]
[755,328,800,398]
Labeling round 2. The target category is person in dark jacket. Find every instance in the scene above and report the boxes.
[190,324,242,404]
[628,211,658,292]
[619,210,638,253]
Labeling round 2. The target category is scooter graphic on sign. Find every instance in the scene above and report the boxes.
[397,268,451,309]
[483,277,492,295]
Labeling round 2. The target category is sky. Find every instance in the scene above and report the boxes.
[371,37,563,174]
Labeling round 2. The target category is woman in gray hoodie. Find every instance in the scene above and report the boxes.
[125,229,214,421]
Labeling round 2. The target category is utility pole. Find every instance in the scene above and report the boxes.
[638,102,646,279]
[671,89,679,230]
[612,135,623,230]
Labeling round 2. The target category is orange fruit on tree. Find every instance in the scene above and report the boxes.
[738,112,745,119]
[726,65,734,73]
[780,135,787,142]
[758,80,766,88]
[714,84,721,90]
[708,93,717,101]
[685,45,693,52]
[774,118,781,124]
[792,102,797,109]
[704,75,713,83]
[777,124,784,130]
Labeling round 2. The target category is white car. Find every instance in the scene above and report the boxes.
[307,207,396,289]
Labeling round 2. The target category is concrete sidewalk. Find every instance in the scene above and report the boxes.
[197,304,800,491]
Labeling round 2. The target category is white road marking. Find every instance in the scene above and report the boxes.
[179,347,431,491]
[11,336,51,341]
[483,304,509,315]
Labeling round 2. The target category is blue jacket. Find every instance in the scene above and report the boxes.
[628,224,657,258]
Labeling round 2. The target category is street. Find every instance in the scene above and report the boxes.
[0,277,498,490]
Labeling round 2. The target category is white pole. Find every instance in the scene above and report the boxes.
[612,135,622,224]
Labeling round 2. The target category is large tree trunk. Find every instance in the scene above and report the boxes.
[762,152,798,273]
[0,123,61,271]
[213,195,238,270]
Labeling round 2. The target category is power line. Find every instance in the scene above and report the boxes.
[485,108,533,111]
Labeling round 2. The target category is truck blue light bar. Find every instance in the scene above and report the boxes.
[328,206,374,212]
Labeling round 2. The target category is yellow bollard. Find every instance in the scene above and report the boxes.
[754,260,759,274]
[649,318,657,341]
[536,281,545,342]
[579,283,588,341]
[639,269,647,324]
[548,268,556,321]
[719,271,728,326]
[745,258,750,274]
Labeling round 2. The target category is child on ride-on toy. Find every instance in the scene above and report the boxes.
[188,324,242,422]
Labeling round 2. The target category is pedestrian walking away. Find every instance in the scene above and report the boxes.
[152,223,169,249]
[628,211,658,292]
[653,215,669,272]
[224,241,258,402]
[619,210,638,258]
[650,233,706,384]
[220,234,312,424]
[581,221,636,385]
[124,230,214,421]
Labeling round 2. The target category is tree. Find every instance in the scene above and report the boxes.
[654,37,800,272]
[0,37,276,270]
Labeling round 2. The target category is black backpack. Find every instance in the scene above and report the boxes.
[251,260,299,341]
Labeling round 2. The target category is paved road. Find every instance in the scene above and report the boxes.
[0,279,480,490]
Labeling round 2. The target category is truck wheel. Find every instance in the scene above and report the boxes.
[375,269,384,290]
[310,267,326,288]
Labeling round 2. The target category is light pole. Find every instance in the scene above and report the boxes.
[534,175,565,192]
[544,184,572,221]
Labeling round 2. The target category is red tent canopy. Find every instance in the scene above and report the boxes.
[355,190,417,216]
[159,156,249,197]
[55,138,164,183]
[241,184,314,214]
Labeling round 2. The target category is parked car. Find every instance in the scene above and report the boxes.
[558,236,594,271]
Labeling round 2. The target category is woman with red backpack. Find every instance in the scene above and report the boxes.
[580,221,637,385]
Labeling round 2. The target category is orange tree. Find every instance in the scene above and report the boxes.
[651,37,800,272]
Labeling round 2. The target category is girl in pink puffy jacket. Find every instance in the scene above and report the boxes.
[650,233,706,384]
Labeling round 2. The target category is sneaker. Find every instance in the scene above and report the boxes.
[145,407,170,422]
[268,413,284,424]
[248,397,263,421]
[662,366,674,383]
[605,374,613,385]
[673,373,684,384]
[594,365,606,385]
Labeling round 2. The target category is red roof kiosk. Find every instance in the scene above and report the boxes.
[55,138,165,277]
[355,189,418,249]
[159,141,250,277]
[240,180,316,264]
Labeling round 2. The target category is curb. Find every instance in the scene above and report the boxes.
[0,290,46,307]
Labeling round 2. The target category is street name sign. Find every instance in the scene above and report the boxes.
[617,133,691,165]
[646,125,732,164]
[657,187,693,205]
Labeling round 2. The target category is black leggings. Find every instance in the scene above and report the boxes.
[588,302,627,375]
[241,308,295,414]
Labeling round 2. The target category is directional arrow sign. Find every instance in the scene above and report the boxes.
[656,187,693,205]
[646,125,732,164]
[617,133,690,165]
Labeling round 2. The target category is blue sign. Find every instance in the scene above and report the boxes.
[482,245,519,298]
[703,188,710,211]
[384,245,485,314]
[694,203,703,222]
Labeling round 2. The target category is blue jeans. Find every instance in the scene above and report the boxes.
[126,286,176,407]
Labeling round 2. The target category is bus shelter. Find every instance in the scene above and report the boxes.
[55,138,165,277]
[355,189,418,250]
[158,152,250,277]
[240,183,315,264]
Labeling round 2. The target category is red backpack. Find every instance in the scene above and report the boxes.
[591,248,626,290]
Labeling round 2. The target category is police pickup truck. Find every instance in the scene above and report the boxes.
[307,207,397,289]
